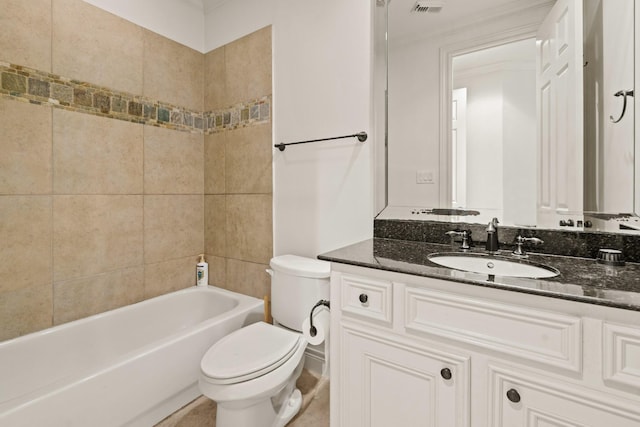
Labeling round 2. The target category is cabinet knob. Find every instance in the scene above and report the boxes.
[440,368,452,380]
[506,388,521,403]
[359,294,368,304]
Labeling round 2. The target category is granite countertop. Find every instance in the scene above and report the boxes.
[318,238,640,311]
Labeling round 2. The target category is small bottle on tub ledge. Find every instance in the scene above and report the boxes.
[196,254,209,286]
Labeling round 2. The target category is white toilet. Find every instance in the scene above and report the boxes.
[199,255,330,427]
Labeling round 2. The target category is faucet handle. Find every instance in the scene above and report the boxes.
[446,230,472,250]
[513,236,544,257]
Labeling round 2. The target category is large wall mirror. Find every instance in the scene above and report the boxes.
[374,0,640,233]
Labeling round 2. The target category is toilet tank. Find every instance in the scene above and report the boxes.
[270,255,330,332]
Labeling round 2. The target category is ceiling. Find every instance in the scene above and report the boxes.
[387,0,554,42]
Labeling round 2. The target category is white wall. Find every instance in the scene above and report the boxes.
[82,0,205,51]
[271,0,373,257]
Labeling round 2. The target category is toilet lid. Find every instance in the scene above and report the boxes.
[201,322,302,385]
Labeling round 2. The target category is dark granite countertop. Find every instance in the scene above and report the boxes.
[318,238,640,312]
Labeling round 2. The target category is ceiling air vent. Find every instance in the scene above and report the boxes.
[412,0,445,13]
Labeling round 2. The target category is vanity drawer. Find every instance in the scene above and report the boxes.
[403,285,582,372]
[340,274,392,324]
[603,321,640,393]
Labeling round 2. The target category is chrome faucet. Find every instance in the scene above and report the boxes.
[512,235,544,257]
[446,230,472,251]
[486,217,499,253]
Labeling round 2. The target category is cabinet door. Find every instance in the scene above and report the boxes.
[490,365,640,426]
[339,323,469,427]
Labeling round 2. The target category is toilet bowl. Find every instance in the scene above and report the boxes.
[198,255,330,427]
[199,322,307,427]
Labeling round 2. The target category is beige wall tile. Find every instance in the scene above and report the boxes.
[204,46,226,110]
[0,283,53,341]
[225,258,270,300]
[53,195,143,281]
[52,0,143,94]
[143,30,204,111]
[144,256,197,299]
[207,255,226,287]
[204,195,226,257]
[1,0,52,71]
[144,125,204,195]
[204,132,226,194]
[53,109,143,194]
[225,123,272,194]
[225,26,272,105]
[144,195,204,264]
[0,196,52,293]
[0,99,52,194]
[53,267,144,325]
[226,194,272,264]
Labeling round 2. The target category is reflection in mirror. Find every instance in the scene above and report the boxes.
[376,0,639,233]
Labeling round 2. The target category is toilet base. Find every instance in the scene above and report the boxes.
[216,387,302,427]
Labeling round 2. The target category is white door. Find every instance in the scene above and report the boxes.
[536,0,584,228]
[339,324,468,427]
[492,367,640,426]
[452,88,468,208]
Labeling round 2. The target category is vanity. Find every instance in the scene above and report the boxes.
[346,0,640,423]
[321,234,640,426]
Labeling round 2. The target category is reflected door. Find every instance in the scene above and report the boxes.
[452,88,468,208]
[537,0,584,227]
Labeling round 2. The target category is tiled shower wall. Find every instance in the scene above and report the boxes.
[0,0,273,341]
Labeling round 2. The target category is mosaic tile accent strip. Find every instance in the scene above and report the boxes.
[0,62,270,135]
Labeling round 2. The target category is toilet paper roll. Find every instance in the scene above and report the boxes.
[302,307,330,346]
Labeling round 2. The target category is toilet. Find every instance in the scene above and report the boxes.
[199,255,330,427]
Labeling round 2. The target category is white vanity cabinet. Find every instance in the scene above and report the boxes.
[329,263,640,427]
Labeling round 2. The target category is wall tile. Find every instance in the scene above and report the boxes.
[1,0,52,71]
[144,256,197,299]
[225,26,272,105]
[204,132,226,194]
[52,0,143,94]
[226,194,272,264]
[225,123,272,194]
[0,196,52,293]
[143,30,204,111]
[53,109,143,194]
[207,255,226,287]
[144,195,204,264]
[53,195,143,281]
[144,125,204,194]
[204,46,226,110]
[53,267,144,325]
[225,258,270,300]
[204,195,226,257]
[0,99,52,194]
[0,283,53,341]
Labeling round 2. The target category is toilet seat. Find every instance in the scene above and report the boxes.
[201,322,303,385]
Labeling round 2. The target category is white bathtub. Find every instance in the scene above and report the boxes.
[0,286,263,427]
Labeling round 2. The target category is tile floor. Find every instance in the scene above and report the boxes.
[155,369,329,427]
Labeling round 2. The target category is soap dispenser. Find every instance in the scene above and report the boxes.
[196,254,209,287]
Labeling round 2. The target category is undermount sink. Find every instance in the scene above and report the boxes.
[427,252,560,279]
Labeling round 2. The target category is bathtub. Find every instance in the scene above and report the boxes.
[0,286,263,427]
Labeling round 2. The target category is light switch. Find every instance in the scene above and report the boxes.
[416,170,435,184]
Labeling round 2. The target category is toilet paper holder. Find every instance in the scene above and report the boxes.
[308,299,330,337]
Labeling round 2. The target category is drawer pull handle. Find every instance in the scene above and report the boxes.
[359,294,368,304]
[440,368,452,380]
[506,388,521,403]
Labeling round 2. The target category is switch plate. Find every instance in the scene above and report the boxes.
[416,170,435,184]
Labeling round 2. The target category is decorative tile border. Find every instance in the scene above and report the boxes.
[0,62,270,134]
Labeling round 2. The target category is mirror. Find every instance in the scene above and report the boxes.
[376,0,640,233]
